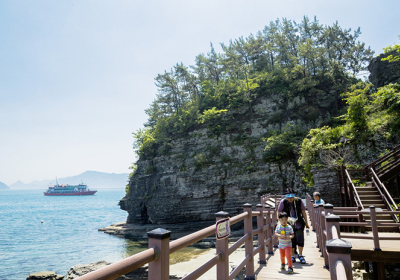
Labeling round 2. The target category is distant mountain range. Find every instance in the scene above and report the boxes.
[0,181,9,189]
[7,171,130,189]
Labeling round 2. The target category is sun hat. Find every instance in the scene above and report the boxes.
[284,187,295,198]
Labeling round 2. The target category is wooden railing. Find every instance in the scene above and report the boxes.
[344,169,364,209]
[307,194,400,280]
[76,195,280,280]
[338,144,400,208]
[370,167,400,223]
[365,144,400,180]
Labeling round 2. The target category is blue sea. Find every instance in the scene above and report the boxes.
[0,189,147,280]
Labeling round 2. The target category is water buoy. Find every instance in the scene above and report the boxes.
[41,220,43,223]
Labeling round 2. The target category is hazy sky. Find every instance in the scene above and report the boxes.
[0,0,399,186]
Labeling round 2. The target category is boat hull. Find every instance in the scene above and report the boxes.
[44,191,97,196]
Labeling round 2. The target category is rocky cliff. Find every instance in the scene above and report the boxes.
[368,51,400,88]
[119,93,340,230]
[118,54,400,237]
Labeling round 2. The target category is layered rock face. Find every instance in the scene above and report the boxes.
[120,94,340,227]
[120,54,399,229]
[369,51,400,88]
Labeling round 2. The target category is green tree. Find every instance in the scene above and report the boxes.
[382,35,400,63]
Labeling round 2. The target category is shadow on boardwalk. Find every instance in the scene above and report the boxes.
[255,218,330,279]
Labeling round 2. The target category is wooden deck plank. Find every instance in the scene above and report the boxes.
[255,213,330,279]
[339,232,400,262]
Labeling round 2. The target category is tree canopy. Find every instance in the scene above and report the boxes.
[133,16,374,163]
[382,35,400,63]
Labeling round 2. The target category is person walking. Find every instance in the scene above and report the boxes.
[277,188,310,264]
[275,212,295,274]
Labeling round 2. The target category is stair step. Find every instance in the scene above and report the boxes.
[365,226,399,232]
[359,194,381,198]
[361,200,384,204]
[365,219,396,223]
[355,187,376,191]
[362,214,393,219]
[366,182,373,187]
[357,191,380,195]
[362,203,386,208]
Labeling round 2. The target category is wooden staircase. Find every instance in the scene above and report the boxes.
[338,144,400,232]
[355,182,398,231]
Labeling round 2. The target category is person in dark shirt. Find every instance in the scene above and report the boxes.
[277,188,310,264]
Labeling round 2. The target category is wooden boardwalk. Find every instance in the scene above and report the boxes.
[255,222,330,279]
[340,232,400,263]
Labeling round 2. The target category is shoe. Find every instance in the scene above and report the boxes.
[298,254,306,264]
[291,256,296,263]
[280,264,285,271]
[287,267,294,274]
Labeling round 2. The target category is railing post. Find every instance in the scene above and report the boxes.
[319,205,326,257]
[256,204,266,264]
[215,211,229,280]
[369,206,381,251]
[264,205,273,254]
[326,239,352,280]
[318,204,325,253]
[308,195,316,231]
[243,203,255,280]
[325,214,341,240]
[322,204,333,268]
[272,196,279,248]
[357,206,365,233]
[314,205,320,248]
[147,228,171,280]
[342,166,349,207]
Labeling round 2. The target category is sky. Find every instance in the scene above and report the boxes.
[0,0,399,186]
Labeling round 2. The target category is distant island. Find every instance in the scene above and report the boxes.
[7,171,129,189]
[0,181,9,189]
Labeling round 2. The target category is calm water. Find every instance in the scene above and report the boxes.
[0,189,147,280]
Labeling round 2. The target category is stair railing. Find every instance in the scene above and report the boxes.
[365,144,400,179]
[344,169,364,209]
[370,167,399,223]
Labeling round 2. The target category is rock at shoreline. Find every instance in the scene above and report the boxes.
[64,260,180,280]
[26,271,64,280]
[65,261,111,279]
[99,220,244,242]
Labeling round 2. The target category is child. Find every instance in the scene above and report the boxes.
[275,212,295,274]
[313,191,325,205]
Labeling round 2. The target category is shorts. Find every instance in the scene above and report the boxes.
[291,228,305,248]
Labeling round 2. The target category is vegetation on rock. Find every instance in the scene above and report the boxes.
[298,81,400,186]
[126,17,400,198]
[382,35,400,63]
[132,17,373,169]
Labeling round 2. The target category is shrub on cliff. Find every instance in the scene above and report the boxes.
[298,81,400,186]
[131,16,373,171]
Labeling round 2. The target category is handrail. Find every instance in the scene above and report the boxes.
[170,224,215,254]
[75,248,156,280]
[229,254,252,280]
[78,194,285,280]
[370,168,398,210]
[365,144,400,179]
[344,169,364,209]
[181,253,222,280]
[370,167,399,223]
[228,234,248,255]
[365,144,400,171]
[372,176,393,210]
